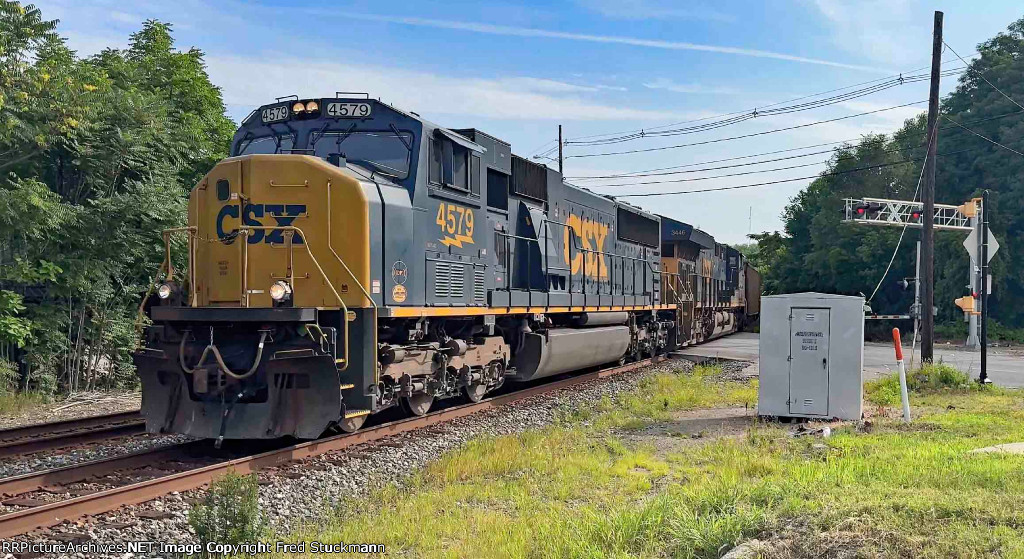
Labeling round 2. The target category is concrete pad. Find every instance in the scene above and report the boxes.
[970,442,1024,454]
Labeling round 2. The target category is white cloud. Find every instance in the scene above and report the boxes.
[812,0,925,67]
[643,78,741,95]
[577,0,735,23]
[108,11,139,24]
[297,11,892,74]
[205,55,688,122]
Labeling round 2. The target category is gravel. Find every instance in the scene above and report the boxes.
[4,358,696,559]
[0,433,193,480]
[0,391,140,431]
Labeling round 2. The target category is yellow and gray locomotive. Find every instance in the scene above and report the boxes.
[135,95,760,441]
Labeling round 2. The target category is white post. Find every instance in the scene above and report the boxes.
[893,328,911,423]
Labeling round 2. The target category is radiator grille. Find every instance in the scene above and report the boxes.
[434,261,466,299]
[474,268,486,304]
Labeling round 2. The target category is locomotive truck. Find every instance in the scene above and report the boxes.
[134,95,760,442]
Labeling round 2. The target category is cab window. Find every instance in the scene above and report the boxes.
[235,134,294,155]
[312,130,414,180]
[430,138,480,197]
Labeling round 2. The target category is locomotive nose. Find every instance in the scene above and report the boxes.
[191,154,372,310]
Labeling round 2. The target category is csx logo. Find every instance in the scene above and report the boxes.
[216,203,306,244]
[563,214,609,280]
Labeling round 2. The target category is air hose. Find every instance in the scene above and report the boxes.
[179,329,268,380]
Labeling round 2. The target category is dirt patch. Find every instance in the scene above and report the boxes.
[0,390,140,430]
[746,517,917,559]
[620,407,758,454]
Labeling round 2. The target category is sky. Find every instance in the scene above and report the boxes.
[35,0,1024,244]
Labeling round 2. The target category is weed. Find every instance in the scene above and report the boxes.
[865,363,974,405]
[189,470,264,555]
[261,362,1024,558]
[0,390,49,417]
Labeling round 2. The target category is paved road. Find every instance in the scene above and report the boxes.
[679,332,1024,387]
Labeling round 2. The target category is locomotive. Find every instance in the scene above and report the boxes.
[134,95,761,441]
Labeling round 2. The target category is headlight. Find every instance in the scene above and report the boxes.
[269,280,292,301]
[304,100,319,112]
[292,101,305,113]
[156,283,173,299]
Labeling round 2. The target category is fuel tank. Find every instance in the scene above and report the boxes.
[510,326,631,381]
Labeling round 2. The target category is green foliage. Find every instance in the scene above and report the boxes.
[0,1,232,393]
[188,471,264,554]
[0,290,30,347]
[865,363,973,405]
[293,365,1024,557]
[749,16,1024,329]
[0,358,18,392]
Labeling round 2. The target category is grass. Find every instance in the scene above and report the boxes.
[864,362,973,407]
[260,364,1024,558]
[0,390,50,417]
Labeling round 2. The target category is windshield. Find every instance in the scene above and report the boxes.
[236,134,295,155]
[312,130,414,179]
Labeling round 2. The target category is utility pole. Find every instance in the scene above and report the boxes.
[911,240,921,370]
[558,125,564,176]
[921,10,943,363]
[980,190,990,383]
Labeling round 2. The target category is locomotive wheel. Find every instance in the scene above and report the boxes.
[338,413,367,433]
[400,393,434,416]
[462,382,487,403]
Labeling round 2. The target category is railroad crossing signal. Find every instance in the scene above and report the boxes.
[842,197,972,231]
[853,201,882,218]
[955,295,979,314]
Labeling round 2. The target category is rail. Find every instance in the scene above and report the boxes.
[0,355,670,538]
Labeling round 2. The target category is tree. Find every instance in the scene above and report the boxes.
[0,1,232,392]
[751,15,1024,330]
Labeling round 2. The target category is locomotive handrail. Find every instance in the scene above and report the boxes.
[136,226,198,335]
[326,178,377,378]
[496,218,659,307]
[237,225,350,371]
[545,218,657,304]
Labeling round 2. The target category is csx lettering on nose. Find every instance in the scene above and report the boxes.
[216,203,306,244]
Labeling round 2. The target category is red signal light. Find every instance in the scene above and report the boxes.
[910,210,922,221]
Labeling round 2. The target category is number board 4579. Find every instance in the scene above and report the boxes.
[326,102,372,118]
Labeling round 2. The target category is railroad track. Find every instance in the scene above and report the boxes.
[0,411,146,459]
[0,355,670,538]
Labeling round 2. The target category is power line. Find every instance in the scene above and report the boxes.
[567,100,928,159]
[565,70,962,147]
[615,145,978,197]
[563,55,976,145]
[941,115,1024,158]
[567,140,854,179]
[944,41,1024,112]
[867,124,935,302]
[567,108,1024,180]
[586,157,858,188]
[534,51,987,159]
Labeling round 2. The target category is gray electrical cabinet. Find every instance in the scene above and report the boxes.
[757,293,864,421]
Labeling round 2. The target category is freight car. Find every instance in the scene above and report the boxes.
[134,95,760,442]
